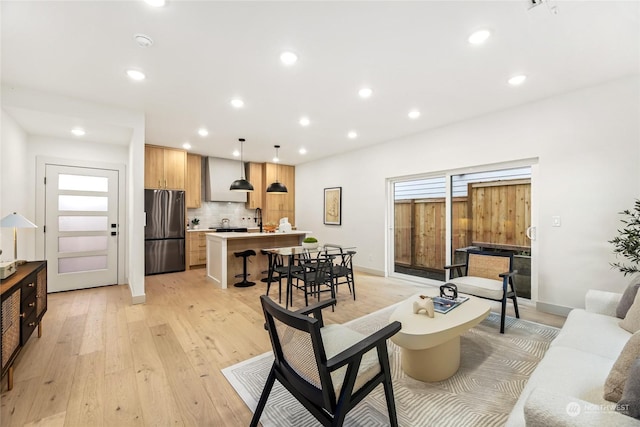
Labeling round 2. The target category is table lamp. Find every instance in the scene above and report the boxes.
[1,212,37,261]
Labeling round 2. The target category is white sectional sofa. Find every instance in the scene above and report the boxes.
[506,289,640,426]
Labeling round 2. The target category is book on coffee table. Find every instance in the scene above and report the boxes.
[433,295,469,314]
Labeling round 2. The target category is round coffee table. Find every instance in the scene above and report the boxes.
[389,290,490,382]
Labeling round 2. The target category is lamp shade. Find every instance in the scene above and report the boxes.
[0,212,37,229]
[230,178,255,192]
[266,181,288,193]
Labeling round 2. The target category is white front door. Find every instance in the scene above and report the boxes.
[45,165,119,292]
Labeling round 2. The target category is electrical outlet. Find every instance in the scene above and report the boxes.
[552,216,561,227]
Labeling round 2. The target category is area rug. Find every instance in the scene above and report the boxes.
[222,304,560,427]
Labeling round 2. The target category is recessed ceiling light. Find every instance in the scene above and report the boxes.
[71,128,85,137]
[468,29,491,45]
[231,98,244,108]
[508,75,527,86]
[280,51,298,66]
[134,34,154,48]
[126,69,146,81]
[299,117,310,127]
[358,87,373,99]
[232,150,240,157]
[299,148,307,155]
[198,128,209,137]
[348,131,358,139]
[144,0,166,7]
[408,110,421,119]
[182,142,191,150]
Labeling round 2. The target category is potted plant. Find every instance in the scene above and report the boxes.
[191,217,200,230]
[302,236,319,249]
[610,199,640,275]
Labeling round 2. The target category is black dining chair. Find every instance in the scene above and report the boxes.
[324,244,357,300]
[290,257,335,307]
[251,295,401,427]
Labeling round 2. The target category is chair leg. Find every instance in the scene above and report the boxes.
[500,296,507,334]
[510,279,520,318]
[250,365,277,427]
[379,346,398,427]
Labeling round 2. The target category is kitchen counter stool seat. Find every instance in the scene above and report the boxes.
[234,249,257,287]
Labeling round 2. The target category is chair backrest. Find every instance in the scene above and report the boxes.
[259,295,336,410]
[466,250,513,280]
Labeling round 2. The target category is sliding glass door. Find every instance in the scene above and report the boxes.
[390,164,534,300]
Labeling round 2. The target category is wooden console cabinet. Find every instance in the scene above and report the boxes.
[1,261,47,390]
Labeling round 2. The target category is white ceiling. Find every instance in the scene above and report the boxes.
[2,1,639,165]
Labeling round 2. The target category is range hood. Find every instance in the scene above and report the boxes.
[204,157,248,203]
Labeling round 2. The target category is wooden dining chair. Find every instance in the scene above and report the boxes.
[251,295,401,427]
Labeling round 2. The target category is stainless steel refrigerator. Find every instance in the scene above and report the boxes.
[144,189,186,275]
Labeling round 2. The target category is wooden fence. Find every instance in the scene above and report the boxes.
[395,179,531,271]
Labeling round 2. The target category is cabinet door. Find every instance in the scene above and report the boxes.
[246,163,264,209]
[145,146,165,189]
[1,288,21,373]
[263,163,295,225]
[186,153,202,208]
[163,149,186,190]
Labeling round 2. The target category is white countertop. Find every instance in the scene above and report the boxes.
[187,227,261,233]
[205,230,310,240]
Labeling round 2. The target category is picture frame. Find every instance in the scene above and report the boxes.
[324,187,342,225]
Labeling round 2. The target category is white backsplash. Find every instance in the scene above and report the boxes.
[188,202,259,229]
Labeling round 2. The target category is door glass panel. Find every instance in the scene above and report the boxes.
[59,174,108,192]
[393,177,446,281]
[59,216,108,231]
[59,255,108,273]
[59,236,108,253]
[450,167,532,299]
[58,195,108,211]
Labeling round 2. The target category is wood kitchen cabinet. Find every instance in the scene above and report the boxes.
[145,145,186,190]
[245,162,264,210]
[186,153,202,208]
[1,261,47,390]
[263,163,295,226]
[187,231,207,268]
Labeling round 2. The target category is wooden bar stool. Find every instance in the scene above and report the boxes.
[234,249,256,287]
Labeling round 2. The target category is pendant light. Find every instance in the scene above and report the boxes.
[230,138,254,192]
[266,145,288,194]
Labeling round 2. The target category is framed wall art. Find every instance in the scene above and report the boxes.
[324,187,342,225]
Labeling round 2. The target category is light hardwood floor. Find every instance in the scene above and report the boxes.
[1,269,565,426]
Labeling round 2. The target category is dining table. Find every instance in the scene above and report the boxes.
[262,245,355,308]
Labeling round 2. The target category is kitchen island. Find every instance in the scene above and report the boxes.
[206,231,309,288]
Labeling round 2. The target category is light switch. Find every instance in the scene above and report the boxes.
[552,216,561,227]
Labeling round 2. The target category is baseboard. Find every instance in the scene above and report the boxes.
[536,301,571,317]
[130,290,146,305]
[353,266,384,276]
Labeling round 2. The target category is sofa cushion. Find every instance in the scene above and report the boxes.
[618,273,640,319]
[621,291,640,333]
[604,331,640,402]
[618,357,640,419]
[551,309,631,360]
[505,345,615,427]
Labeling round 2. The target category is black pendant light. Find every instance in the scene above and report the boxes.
[230,138,254,192]
[266,145,288,193]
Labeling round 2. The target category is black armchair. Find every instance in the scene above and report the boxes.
[250,295,402,427]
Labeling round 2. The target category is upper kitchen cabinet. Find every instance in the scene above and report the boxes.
[245,162,264,210]
[263,163,295,226]
[186,153,202,208]
[144,145,186,190]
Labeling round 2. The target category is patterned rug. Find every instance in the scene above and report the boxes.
[222,304,560,427]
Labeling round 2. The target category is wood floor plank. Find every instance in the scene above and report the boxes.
[127,320,183,426]
[63,351,105,427]
[79,289,107,355]
[0,377,41,427]
[103,368,144,427]
[150,323,218,425]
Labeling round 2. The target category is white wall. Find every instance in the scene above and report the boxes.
[296,76,640,311]
[0,110,32,260]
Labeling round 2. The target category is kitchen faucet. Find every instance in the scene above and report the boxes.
[255,207,263,233]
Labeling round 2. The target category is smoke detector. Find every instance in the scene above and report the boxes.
[134,34,154,48]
